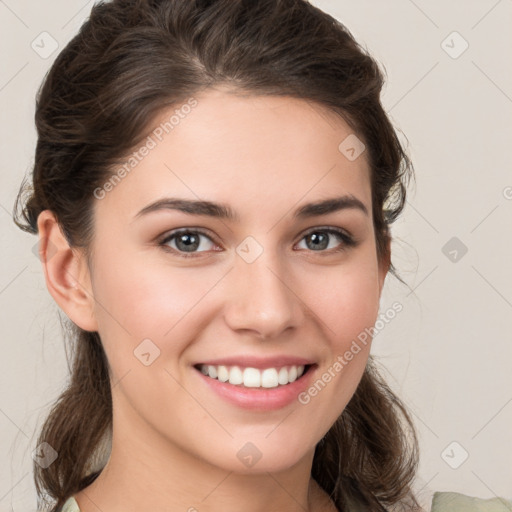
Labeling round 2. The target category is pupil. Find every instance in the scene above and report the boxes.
[309,232,327,250]
[178,233,199,251]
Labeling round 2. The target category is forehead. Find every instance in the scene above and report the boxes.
[95,88,372,225]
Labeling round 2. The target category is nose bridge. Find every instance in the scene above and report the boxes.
[224,240,301,338]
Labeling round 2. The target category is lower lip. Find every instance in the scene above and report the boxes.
[194,365,317,411]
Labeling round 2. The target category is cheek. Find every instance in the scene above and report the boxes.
[299,253,381,349]
[295,253,380,412]
[330,272,380,349]
[88,254,215,407]
[91,249,218,339]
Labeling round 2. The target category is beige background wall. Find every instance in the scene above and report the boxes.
[1,1,511,510]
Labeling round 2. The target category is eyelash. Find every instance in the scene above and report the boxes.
[158,227,357,259]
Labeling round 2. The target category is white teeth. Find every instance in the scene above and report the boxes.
[228,366,243,385]
[243,367,261,388]
[278,367,288,385]
[217,365,229,382]
[198,364,307,388]
[261,368,279,388]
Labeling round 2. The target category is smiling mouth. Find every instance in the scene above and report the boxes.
[193,363,315,389]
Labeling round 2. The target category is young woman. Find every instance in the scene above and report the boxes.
[14,0,489,511]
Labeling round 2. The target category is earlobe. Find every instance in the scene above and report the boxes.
[36,210,98,332]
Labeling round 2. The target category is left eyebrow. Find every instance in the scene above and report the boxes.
[293,195,368,219]
[132,194,368,222]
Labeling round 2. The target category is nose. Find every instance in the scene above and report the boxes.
[223,250,303,340]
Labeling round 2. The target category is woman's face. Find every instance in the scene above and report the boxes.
[82,88,388,474]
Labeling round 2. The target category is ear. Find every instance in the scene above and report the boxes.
[378,236,391,295]
[36,210,98,332]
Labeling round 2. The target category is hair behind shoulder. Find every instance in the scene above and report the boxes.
[14,1,420,510]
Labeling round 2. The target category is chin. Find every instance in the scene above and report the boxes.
[193,431,318,475]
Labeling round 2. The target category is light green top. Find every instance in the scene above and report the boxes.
[61,491,512,511]
[430,492,512,511]
[61,497,80,512]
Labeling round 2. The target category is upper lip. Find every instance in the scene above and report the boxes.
[194,355,316,370]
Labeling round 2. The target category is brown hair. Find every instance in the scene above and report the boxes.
[14,0,420,510]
